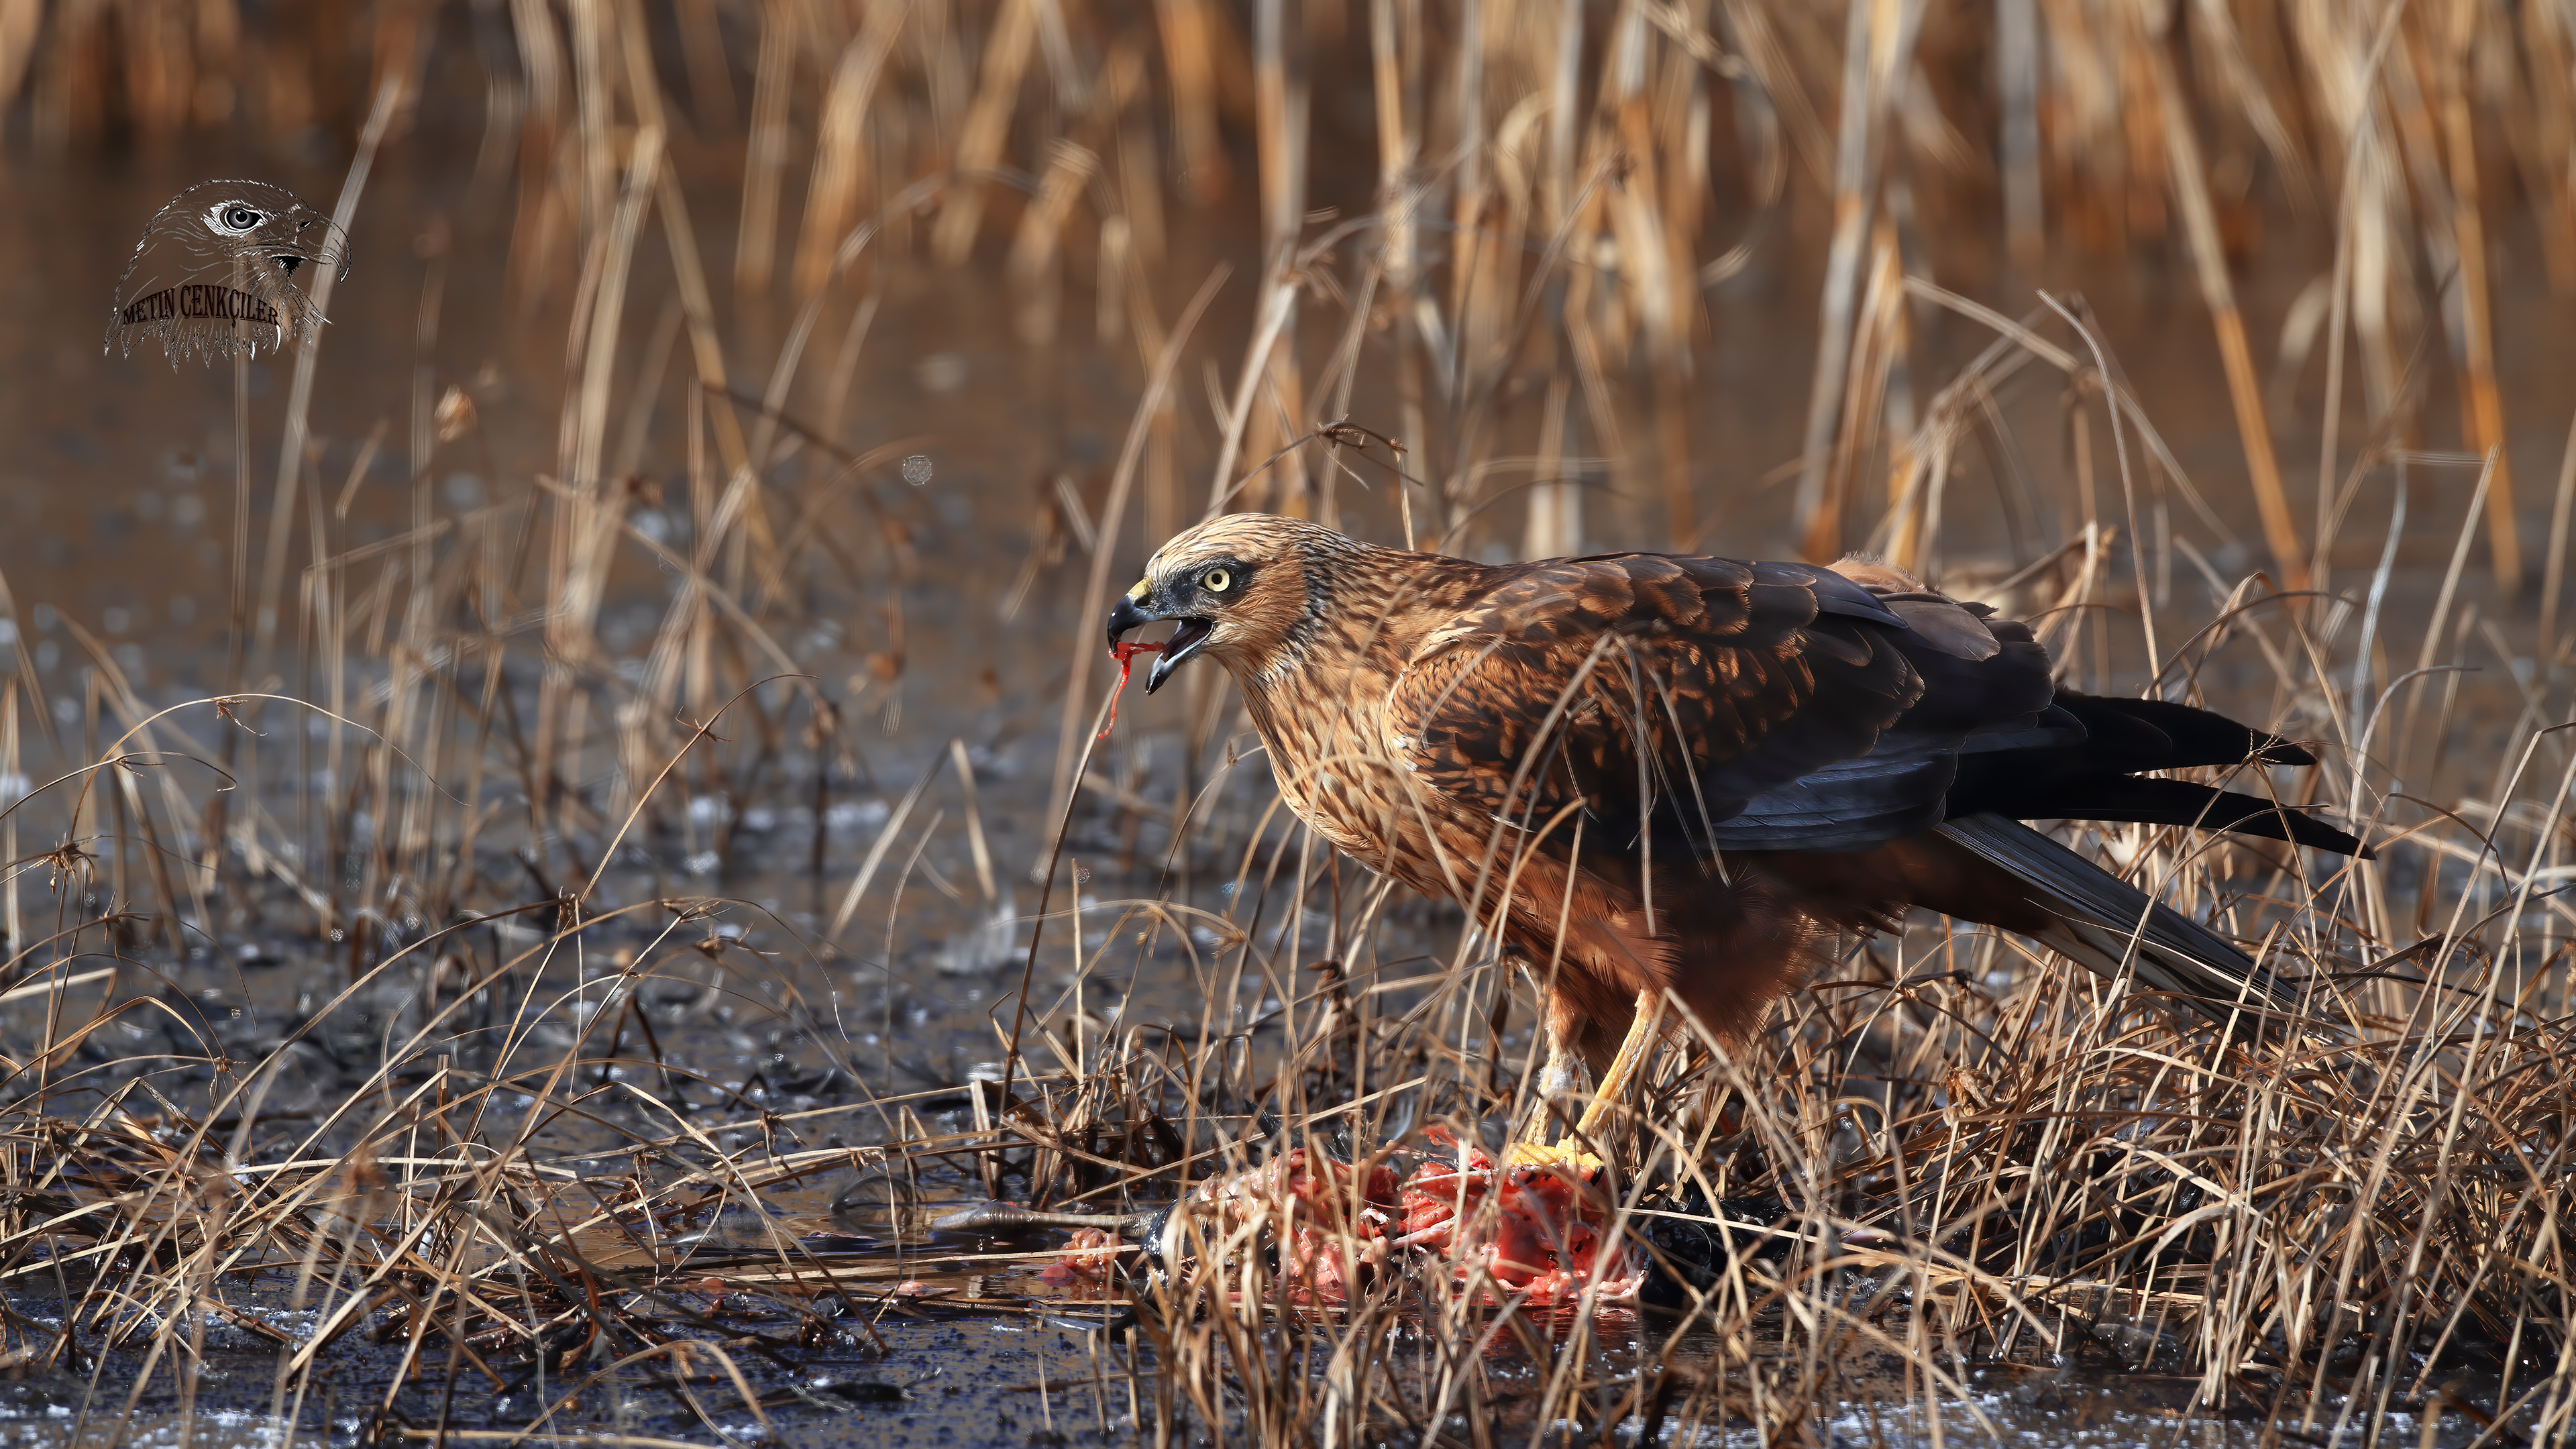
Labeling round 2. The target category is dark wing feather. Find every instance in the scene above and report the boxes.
[1983,777,2371,855]
[1945,691,2370,857]
[1389,555,2053,853]
[1952,692,2307,788]
[1712,583,2064,847]
[1935,814,2291,1022]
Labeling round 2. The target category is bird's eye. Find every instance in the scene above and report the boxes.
[1203,569,1231,593]
[213,205,264,233]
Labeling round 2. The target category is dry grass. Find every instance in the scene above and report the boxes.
[0,0,2569,1444]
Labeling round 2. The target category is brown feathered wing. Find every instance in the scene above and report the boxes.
[1385,553,2310,1026]
[1389,554,2059,859]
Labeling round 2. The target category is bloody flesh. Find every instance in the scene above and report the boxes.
[1099,640,1163,739]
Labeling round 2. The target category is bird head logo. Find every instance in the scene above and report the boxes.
[105,180,350,367]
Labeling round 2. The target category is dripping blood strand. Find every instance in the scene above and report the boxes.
[1099,641,1163,739]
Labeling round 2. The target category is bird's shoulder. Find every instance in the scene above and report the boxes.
[1379,552,1928,816]
[1373,549,2063,851]
[1404,551,1907,664]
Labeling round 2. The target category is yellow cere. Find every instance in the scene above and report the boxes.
[1127,578,1150,600]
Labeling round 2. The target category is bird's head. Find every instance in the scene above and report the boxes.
[107,180,352,365]
[1104,513,1356,694]
[158,181,350,292]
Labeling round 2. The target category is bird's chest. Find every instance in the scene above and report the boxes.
[1246,685,1417,872]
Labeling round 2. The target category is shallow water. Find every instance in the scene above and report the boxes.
[0,68,2565,1447]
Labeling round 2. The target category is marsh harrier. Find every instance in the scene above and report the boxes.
[1105,515,2363,1147]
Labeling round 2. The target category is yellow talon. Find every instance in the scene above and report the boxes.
[1498,1139,1605,1174]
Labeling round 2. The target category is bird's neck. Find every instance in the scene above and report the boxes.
[1226,548,1495,737]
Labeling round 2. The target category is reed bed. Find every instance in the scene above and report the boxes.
[0,0,2568,1444]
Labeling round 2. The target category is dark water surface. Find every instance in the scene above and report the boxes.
[0,99,2564,1447]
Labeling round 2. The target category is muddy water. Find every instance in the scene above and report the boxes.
[0,111,2562,1447]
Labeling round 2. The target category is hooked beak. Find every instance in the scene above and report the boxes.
[1104,592,1215,695]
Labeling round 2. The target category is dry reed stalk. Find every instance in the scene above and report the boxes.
[2431,1,2520,596]
[1521,372,1578,557]
[0,0,36,145]
[934,0,1040,266]
[2139,3,2304,596]
[790,0,908,302]
[1369,0,1428,546]
[1601,5,1700,547]
[1155,0,1233,203]
[1830,215,1907,564]
[733,0,796,298]
[1007,140,1104,347]
[1794,0,1911,564]
[1239,0,1312,519]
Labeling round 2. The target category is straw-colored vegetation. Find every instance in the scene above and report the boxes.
[0,0,2570,1443]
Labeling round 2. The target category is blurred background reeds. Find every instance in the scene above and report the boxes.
[0,0,2569,1443]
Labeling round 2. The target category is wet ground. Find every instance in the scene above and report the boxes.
[0,64,2569,1446]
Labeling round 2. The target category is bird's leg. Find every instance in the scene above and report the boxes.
[1521,1020,1581,1146]
[1506,988,1662,1167]
[1573,987,1664,1137]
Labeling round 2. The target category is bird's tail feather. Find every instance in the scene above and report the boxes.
[1935,813,2290,1020]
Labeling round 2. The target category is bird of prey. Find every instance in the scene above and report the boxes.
[1105,514,2365,1146]
[106,180,349,367]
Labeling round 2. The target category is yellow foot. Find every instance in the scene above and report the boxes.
[1497,1138,1605,1175]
